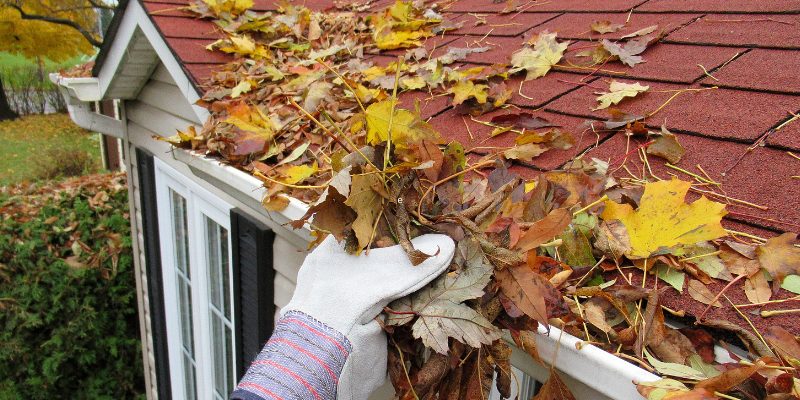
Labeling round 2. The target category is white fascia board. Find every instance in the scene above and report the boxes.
[171,146,660,398]
[96,0,208,123]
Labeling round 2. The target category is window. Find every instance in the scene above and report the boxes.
[155,159,235,400]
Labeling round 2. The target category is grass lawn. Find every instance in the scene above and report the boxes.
[0,114,101,185]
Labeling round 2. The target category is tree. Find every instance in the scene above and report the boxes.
[0,1,112,120]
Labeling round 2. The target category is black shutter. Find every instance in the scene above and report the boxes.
[230,209,276,379]
[135,148,172,399]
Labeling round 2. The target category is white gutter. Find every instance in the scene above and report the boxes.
[49,73,124,138]
[172,147,659,399]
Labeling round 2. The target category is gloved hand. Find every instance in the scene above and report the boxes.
[282,234,455,400]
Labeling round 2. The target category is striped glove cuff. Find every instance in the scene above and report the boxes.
[231,311,352,400]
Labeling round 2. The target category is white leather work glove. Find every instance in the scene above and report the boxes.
[281,234,455,400]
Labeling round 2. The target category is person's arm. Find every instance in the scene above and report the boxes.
[230,234,455,400]
[231,311,350,400]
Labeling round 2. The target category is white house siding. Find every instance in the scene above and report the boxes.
[125,62,317,399]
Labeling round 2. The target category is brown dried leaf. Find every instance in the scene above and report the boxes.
[591,20,625,34]
[687,279,722,308]
[757,233,800,283]
[694,358,765,393]
[744,271,771,305]
[533,371,576,400]
[515,208,571,252]
[764,326,800,366]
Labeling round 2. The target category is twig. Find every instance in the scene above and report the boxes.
[253,170,329,189]
[697,64,719,81]
[720,128,773,177]
[722,294,772,357]
[573,194,609,216]
[678,250,721,262]
[761,309,800,318]
[392,339,419,400]
[647,86,718,118]
[735,295,800,308]
[696,274,746,321]
[788,151,800,162]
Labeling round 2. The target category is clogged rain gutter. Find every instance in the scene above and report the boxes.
[173,147,660,400]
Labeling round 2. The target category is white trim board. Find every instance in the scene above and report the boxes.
[94,0,208,122]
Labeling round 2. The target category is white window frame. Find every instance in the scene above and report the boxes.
[154,158,236,400]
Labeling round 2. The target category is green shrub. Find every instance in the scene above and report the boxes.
[34,147,97,181]
[0,173,144,399]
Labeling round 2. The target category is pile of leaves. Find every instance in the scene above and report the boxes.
[0,173,144,399]
[166,1,800,398]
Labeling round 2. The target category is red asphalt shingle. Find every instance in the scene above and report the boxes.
[507,71,591,108]
[767,117,800,151]
[704,49,800,94]
[446,0,646,13]
[636,0,800,13]
[545,79,800,142]
[559,43,744,84]
[665,15,800,49]
[446,12,559,36]
[532,12,696,40]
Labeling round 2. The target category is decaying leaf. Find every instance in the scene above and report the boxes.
[601,179,727,258]
[594,81,649,110]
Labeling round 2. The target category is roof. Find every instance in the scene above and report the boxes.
[127,0,799,334]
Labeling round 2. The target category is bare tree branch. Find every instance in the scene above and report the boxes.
[7,3,103,47]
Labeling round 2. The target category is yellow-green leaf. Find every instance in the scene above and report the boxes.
[509,32,569,80]
[594,81,649,110]
[600,179,727,258]
[364,100,437,147]
[449,80,488,105]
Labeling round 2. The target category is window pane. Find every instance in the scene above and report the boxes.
[171,190,190,276]
[179,281,194,355]
[169,189,196,398]
[220,228,230,319]
[212,316,225,398]
[183,353,197,400]
[225,324,234,392]
[205,216,234,398]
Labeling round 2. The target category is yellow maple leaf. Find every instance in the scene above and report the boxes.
[281,162,318,184]
[509,32,569,80]
[449,80,489,105]
[365,100,437,147]
[594,81,649,110]
[601,179,727,259]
